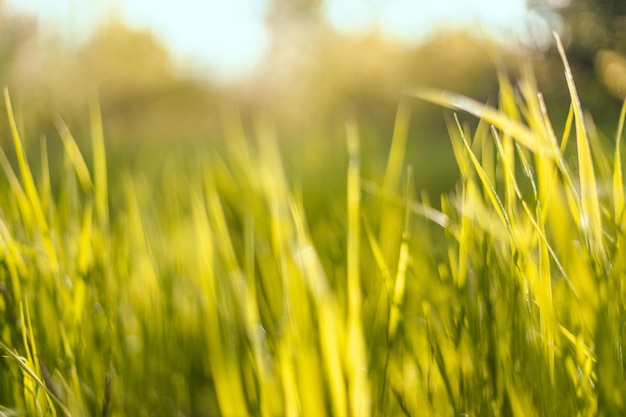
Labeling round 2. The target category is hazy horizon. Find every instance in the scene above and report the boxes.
[4,0,561,83]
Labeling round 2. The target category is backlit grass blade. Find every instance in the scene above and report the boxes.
[0,216,25,301]
[39,136,51,215]
[287,197,330,417]
[405,85,555,158]
[613,99,626,226]
[452,114,512,236]
[383,98,411,193]
[496,69,521,212]
[55,117,94,193]
[203,168,238,272]
[191,194,248,417]
[77,200,94,275]
[0,146,33,232]
[363,218,392,293]
[318,305,348,417]
[536,203,556,384]
[555,34,604,255]
[90,94,109,227]
[4,88,57,267]
[560,105,575,154]
[388,167,413,341]
[345,121,371,417]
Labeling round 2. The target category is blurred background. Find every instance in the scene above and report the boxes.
[0,0,625,195]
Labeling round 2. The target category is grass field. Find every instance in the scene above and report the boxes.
[0,41,625,416]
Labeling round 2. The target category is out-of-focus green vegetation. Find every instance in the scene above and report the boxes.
[0,35,626,415]
[1,2,626,416]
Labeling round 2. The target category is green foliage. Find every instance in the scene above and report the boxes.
[0,48,625,417]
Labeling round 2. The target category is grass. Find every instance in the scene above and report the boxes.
[0,44,625,416]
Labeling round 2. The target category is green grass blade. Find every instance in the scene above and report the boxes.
[346,121,371,417]
[90,94,109,227]
[39,136,51,216]
[0,146,33,232]
[554,34,605,256]
[383,98,411,193]
[453,114,512,236]
[405,86,556,158]
[614,99,626,226]
[55,117,94,193]
[4,88,57,267]
[560,105,574,154]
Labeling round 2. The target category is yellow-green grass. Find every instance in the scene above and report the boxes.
[0,47,625,416]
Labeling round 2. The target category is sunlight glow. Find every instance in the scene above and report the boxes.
[5,0,560,82]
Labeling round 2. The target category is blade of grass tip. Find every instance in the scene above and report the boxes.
[495,73,520,212]
[444,113,472,179]
[345,120,371,417]
[90,93,109,227]
[39,136,51,215]
[404,85,554,158]
[613,98,626,225]
[554,33,605,254]
[55,117,94,192]
[0,146,34,232]
[382,97,411,193]
[4,88,57,267]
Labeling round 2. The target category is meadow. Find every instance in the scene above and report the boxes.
[0,39,625,416]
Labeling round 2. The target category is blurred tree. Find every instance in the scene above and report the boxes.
[4,19,222,150]
[0,2,37,80]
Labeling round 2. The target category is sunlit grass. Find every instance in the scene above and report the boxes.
[0,45,625,416]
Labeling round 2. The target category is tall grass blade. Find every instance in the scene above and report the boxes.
[55,117,93,192]
[345,121,371,417]
[383,98,411,193]
[90,94,109,227]
[613,99,626,226]
[3,88,57,267]
[554,33,605,256]
[452,115,512,236]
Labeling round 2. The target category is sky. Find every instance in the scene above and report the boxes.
[4,0,561,83]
